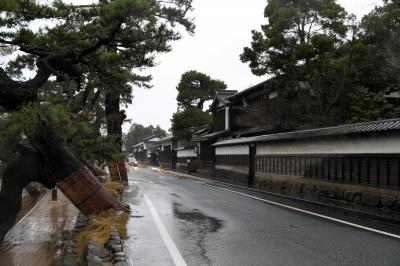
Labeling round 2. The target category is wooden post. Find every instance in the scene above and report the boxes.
[249,143,256,187]
[51,186,58,201]
[212,145,216,178]
[108,160,128,182]
[172,139,177,170]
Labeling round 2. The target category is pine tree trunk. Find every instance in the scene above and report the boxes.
[0,131,128,242]
[108,160,128,182]
[31,130,129,215]
[105,88,128,182]
[0,146,47,242]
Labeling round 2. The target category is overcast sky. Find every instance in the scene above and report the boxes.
[121,0,383,133]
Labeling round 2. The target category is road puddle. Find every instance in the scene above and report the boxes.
[169,193,181,198]
[173,202,223,265]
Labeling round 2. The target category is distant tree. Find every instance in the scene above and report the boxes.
[171,71,225,140]
[240,0,356,127]
[348,87,399,123]
[171,107,212,140]
[124,123,167,152]
[355,0,400,93]
[176,70,227,110]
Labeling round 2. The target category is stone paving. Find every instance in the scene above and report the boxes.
[0,190,79,266]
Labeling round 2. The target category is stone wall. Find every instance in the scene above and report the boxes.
[176,162,188,173]
[215,165,249,185]
[255,173,400,220]
[176,157,197,173]
[197,168,214,177]
[159,162,173,170]
[195,161,214,177]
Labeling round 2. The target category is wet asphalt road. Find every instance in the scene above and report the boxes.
[124,166,400,266]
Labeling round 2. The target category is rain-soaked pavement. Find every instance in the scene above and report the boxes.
[124,166,400,266]
[0,191,78,266]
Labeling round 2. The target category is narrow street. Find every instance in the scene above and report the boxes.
[124,166,400,266]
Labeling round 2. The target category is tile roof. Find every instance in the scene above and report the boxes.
[192,130,228,142]
[213,118,400,147]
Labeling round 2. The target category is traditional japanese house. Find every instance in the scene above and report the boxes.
[132,135,161,164]
[154,136,176,169]
[210,90,238,132]
[191,90,237,176]
[228,80,312,137]
[175,139,197,173]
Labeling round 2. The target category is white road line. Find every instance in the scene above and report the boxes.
[15,192,46,225]
[193,181,400,240]
[144,194,187,266]
[125,185,135,193]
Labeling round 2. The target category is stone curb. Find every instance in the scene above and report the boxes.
[63,213,88,266]
[62,212,132,266]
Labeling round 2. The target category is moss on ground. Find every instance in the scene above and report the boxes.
[103,181,124,198]
[115,211,129,240]
[74,210,114,259]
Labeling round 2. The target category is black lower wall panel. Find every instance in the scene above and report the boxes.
[215,167,248,184]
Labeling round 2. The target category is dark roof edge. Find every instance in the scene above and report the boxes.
[142,134,161,141]
[154,136,173,144]
[228,80,268,100]
[213,118,400,147]
[192,130,229,142]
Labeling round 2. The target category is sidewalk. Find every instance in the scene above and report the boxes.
[0,190,79,266]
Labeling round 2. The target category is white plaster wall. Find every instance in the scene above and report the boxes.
[216,145,249,155]
[161,143,172,151]
[177,149,197,158]
[257,134,400,155]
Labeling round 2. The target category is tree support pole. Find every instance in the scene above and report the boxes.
[51,186,58,202]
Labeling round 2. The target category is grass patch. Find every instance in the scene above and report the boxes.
[73,181,129,263]
[74,209,130,263]
[103,181,124,198]
[74,210,114,259]
[115,211,129,240]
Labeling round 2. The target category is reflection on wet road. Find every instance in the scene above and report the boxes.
[0,191,78,266]
[124,166,400,266]
[172,202,223,265]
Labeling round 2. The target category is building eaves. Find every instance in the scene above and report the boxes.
[192,130,228,142]
[231,126,275,137]
[142,134,160,142]
[210,90,238,110]
[154,136,173,145]
[228,80,268,100]
[213,118,400,147]
[193,124,210,135]
[174,144,196,151]
[132,142,145,148]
